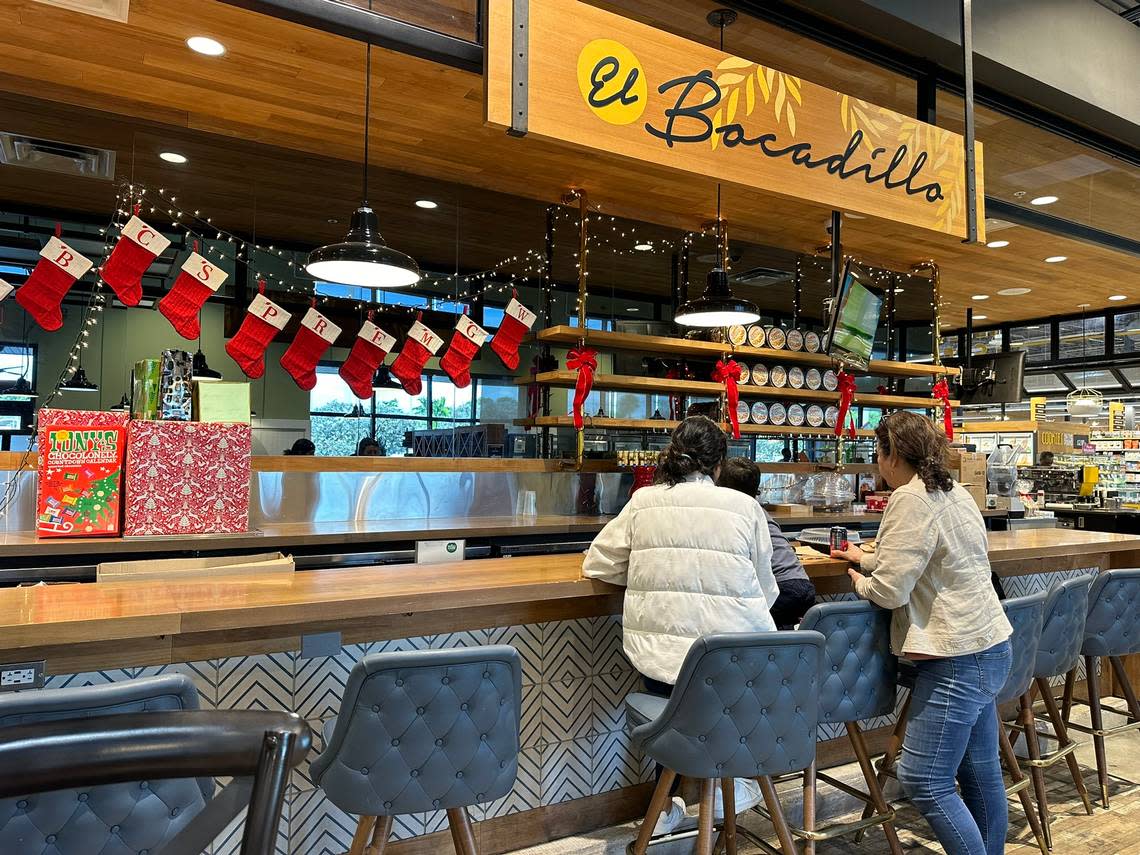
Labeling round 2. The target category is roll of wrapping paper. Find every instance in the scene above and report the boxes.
[131,359,160,421]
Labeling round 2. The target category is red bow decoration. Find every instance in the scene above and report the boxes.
[835,370,858,439]
[713,359,743,439]
[567,347,598,430]
[932,378,954,440]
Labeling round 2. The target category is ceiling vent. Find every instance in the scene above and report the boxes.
[731,266,792,287]
[30,0,129,23]
[0,133,116,180]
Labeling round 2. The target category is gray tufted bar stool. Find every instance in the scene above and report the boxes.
[1012,573,1095,848]
[0,674,214,855]
[1062,567,1140,810]
[624,631,824,855]
[996,589,1051,855]
[793,600,901,855]
[310,646,521,855]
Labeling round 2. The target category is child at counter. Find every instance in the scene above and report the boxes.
[718,457,817,629]
[582,415,778,835]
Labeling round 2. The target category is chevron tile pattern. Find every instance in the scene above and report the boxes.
[541,676,595,743]
[294,644,371,720]
[543,620,593,683]
[487,623,545,685]
[44,668,134,690]
[541,737,595,806]
[212,798,289,855]
[217,652,295,712]
[482,747,542,819]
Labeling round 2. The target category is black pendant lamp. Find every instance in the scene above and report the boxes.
[371,364,401,390]
[109,392,130,411]
[306,37,420,290]
[1,375,36,400]
[191,344,222,381]
[60,365,98,393]
[674,189,759,328]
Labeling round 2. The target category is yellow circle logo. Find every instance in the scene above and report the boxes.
[576,39,647,125]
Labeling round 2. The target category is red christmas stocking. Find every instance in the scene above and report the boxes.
[391,319,444,395]
[440,316,489,389]
[225,293,292,379]
[100,215,171,307]
[491,297,537,371]
[280,307,342,391]
[16,236,94,331]
[158,252,229,339]
[339,319,396,400]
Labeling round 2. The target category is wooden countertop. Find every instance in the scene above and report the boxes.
[0,529,1135,657]
[0,510,1009,558]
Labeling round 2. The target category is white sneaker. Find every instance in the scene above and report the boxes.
[713,778,764,821]
[651,796,687,836]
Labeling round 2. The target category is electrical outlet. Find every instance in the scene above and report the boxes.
[0,661,44,691]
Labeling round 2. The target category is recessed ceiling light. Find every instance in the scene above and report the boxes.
[186,36,226,56]
[986,240,1009,248]
[326,217,340,224]
[626,307,640,312]
[894,288,904,294]
[1044,255,1067,263]
[1030,195,1058,206]
[159,151,187,164]
[997,287,1032,296]
[1109,295,1128,301]
[415,199,438,209]
[972,294,989,301]
[633,242,654,252]
[973,314,988,320]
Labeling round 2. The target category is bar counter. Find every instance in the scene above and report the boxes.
[2,527,1133,855]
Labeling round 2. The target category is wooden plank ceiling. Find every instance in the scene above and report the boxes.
[0,0,1137,328]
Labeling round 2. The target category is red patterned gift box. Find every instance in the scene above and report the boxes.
[123,421,252,536]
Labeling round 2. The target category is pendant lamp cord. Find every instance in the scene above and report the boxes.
[362,0,373,206]
[717,19,726,269]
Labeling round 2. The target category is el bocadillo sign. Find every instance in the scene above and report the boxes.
[485,0,985,241]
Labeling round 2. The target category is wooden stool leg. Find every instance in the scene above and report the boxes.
[350,816,377,855]
[1036,676,1094,816]
[1109,655,1140,720]
[997,707,1049,855]
[366,816,394,855]
[848,721,903,855]
[696,778,716,855]
[631,768,678,855]
[856,690,910,842]
[720,777,738,855]
[446,807,477,855]
[1086,655,1111,809]
[1020,693,1053,850]
[801,761,816,855]
[1062,668,1077,723]
[757,775,798,855]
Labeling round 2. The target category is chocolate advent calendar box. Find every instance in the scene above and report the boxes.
[123,421,252,536]
[35,409,130,538]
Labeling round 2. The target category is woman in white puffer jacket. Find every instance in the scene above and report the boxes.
[583,415,780,835]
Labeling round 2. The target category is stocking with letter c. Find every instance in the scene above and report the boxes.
[100,215,171,306]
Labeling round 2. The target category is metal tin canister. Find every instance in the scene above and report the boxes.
[830,525,849,551]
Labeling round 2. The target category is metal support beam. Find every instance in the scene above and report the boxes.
[219,0,482,72]
[960,0,979,244]
[828,211,842,301]
[508,0,529,136]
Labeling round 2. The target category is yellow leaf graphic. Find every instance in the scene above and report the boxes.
[746,75,755,115]
[712,107,723,150]
[787,103,797,137]
[765,67,776,91]
[933,148,949,171]
[726,88,739,124]
[716,73,746,87]
[756,67,771,102]
[786,76,802,105]
[717,56,754,70]
[774,75,786,123]
[840,94,849,131]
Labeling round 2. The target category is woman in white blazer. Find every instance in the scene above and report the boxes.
[583,415,780,834]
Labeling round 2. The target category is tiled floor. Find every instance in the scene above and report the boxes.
[509,704,1140,854]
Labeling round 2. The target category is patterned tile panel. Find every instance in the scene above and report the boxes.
[216,652,295,712]
[540,738,595,807]
[212,794,289,855]
[591,730,646,794]
[540,676,594,743]
[294,644,371,721]
[43,668,134,690]
[481,746,542,819]
[542,620,592,684]
[486,624,545,686]
[288,788,357,855]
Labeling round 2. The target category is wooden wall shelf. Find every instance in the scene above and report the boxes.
[536,326,960,380]
[517,371,954,410]
[515,416,876,440]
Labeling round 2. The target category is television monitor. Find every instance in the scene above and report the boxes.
[825,259,884,371]
[944,350,1026,406]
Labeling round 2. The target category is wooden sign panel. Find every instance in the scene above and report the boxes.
[486,0,985,241]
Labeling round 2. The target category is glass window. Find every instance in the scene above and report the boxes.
[311,365,355,414]
[1062,369,1120,389]
[970,330,1003,356]
[375,385,428,419]
[1010,325,1051,363]
[1023,373,1068,393]
[1118,365,1140,387]
[476,380,521,423]
[430,376,474,421]
[0,263,30,277]
[1115,312,1140,356]
[569,316,613,331]
[1059,316,1105,360]
[0,344,35,392]
[310,414,374,456]
[483,305,506,330]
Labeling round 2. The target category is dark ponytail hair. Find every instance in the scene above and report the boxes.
[874,411,954,493]
[655,416,727,486]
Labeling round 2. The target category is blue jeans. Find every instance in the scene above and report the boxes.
[897,641,1012,855]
